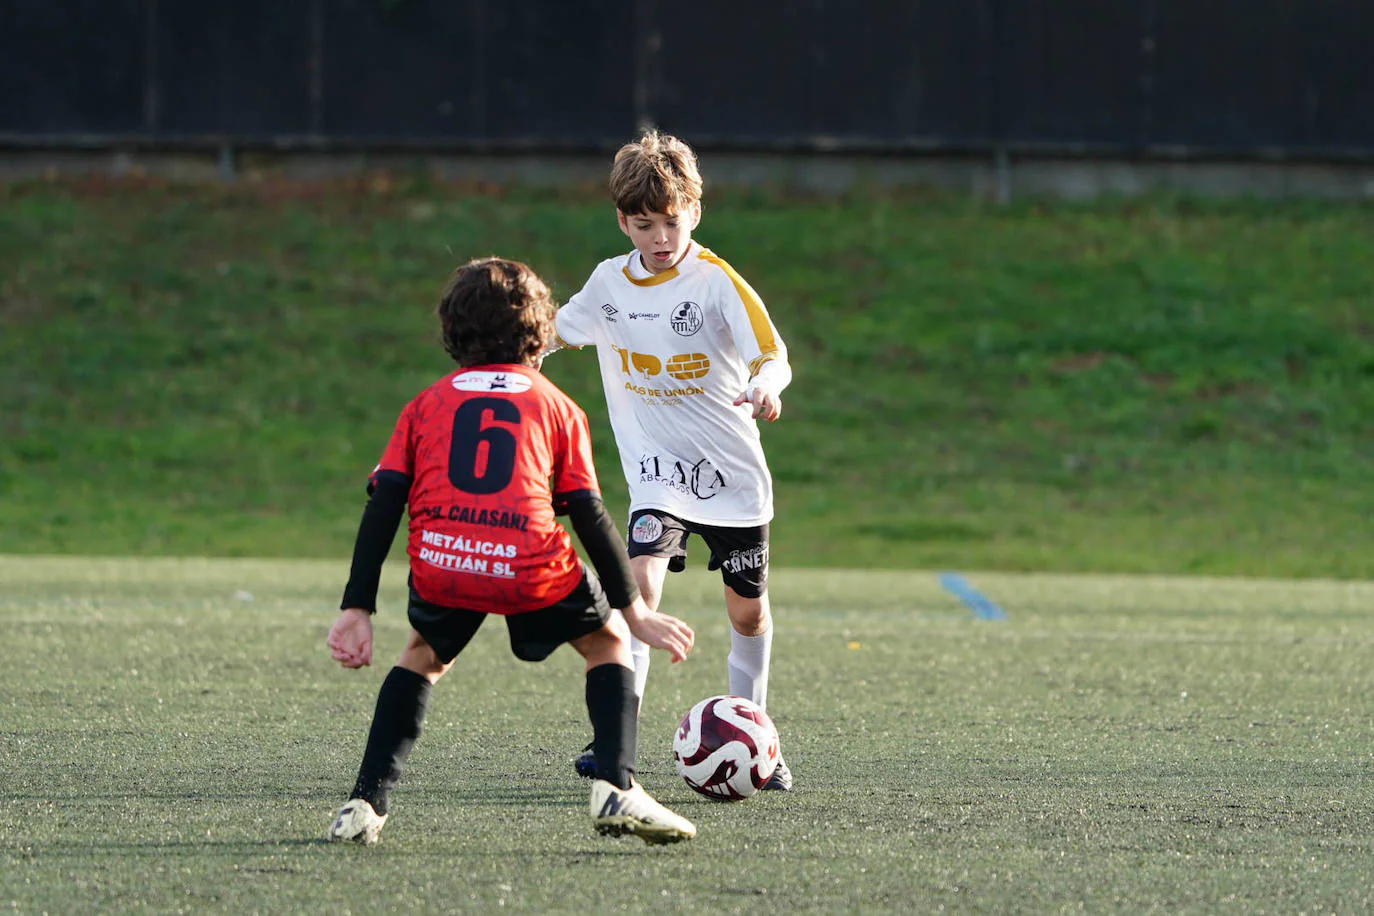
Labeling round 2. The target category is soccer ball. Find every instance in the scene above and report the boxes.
[672,695,780,800]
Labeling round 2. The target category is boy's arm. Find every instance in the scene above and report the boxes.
[329,471,410,668]
[558,492,639,609]
[339,471,410,613]
[702,255,792,419]
[551,269,606,351]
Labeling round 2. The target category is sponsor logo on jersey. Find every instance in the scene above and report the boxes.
[451,371,533,393]
[421,529,518,557]
[628,311,661,321]
[631,514,664,543]
[418,529,519,579]
[639,455,726,500]
[612,346,712,384]
[616,347,664,380]
[415,505,529,531]
[671,301,704,336]
[664,353,709,379]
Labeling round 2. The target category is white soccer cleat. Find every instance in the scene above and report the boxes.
[327,799,388,846]
[590,779,696,845]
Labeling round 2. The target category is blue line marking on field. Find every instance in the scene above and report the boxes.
[938,573,1007,621]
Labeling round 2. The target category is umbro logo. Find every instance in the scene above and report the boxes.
[601,304,618,316]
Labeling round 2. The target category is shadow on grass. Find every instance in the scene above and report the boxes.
[12,838,325,856]
[12,835,653,859]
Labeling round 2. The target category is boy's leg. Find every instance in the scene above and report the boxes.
[625,511,690,701]
[347,630,453,816]
[330,597,482,844]
[573,511,686,779]
[723,586,773,709]
[709,523,791,790]
[722,587,790,789]
[510,568,694,843]
[698,521,773,707]
[570,622,695,844]
[627,554,672,700]
[570,621,638,790]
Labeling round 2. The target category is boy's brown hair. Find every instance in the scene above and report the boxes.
[608,130,703,216]
[437,257,555,367]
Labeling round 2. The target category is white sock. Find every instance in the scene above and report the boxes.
[727,626,773,709]
[628,635,652,702]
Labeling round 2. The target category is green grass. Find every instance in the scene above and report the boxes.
[3,556,1373,913]
[2,177,1373,575]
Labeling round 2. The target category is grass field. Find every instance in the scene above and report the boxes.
[2,177,1373,576]
[4,556,1372,913]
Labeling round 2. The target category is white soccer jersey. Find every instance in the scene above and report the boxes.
[555,242,792,527]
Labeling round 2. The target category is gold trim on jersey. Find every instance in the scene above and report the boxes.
[696,248,779,359]
[621,264,680,286]
[747,352,776,379]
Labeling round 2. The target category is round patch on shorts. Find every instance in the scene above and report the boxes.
[631,514,664,543]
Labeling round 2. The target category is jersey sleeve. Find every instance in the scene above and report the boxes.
[550,403,601,510]
[340,473,409,613]
[368,401,417,493]
[704,253,793,394]
[554,267,606,348]
[563,493,639,608]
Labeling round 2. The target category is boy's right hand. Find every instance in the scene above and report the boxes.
[621,597,694,663]
[327,607,374,669]
[734,385,783,422]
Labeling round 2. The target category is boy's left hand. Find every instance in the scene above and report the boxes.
[622,603,695,664]
[734,386,782,422]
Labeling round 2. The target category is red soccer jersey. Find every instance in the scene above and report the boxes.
[370,364,600,614]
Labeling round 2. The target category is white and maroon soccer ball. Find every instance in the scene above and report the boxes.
[672,695,780,800]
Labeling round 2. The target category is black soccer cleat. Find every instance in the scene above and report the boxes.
[761,755,793,791]
[573,742,598,780]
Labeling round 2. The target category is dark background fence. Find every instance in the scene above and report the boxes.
[4,0,1373,158]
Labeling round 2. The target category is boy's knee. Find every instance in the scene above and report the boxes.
[725,592,771,635]
[730,613,770,637]
[511,642,555,663]
[584,625,626,654]
[572,624,632,668]
[397,635,447,681]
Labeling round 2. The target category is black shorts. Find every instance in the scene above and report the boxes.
[406,564,612,664]
[626,509,770,599]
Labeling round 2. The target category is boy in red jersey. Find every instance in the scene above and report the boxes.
[325,257,697,846]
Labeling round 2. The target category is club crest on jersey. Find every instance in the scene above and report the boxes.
[451,371,532,392]
[671,302,704,337]
[631,514,664,543]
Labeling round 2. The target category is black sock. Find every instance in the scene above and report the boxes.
[586,663,638,790]
[350,666,431,816]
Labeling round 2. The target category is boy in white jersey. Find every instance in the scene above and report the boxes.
[553,131,794,790]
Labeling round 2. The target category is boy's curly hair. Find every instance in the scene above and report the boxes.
[437,257,555,367]
[609,130,703,216]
